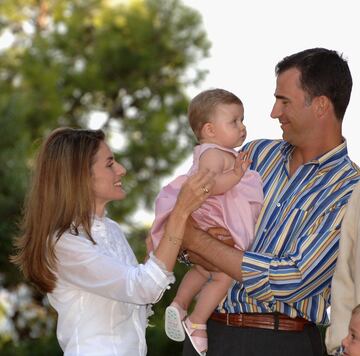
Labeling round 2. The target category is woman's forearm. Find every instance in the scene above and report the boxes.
[153,207,187,271]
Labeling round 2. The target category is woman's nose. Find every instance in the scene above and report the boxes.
[116,162,126,175]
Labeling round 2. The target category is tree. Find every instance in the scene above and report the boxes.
[0,0,209,279]
[0,0,209,352]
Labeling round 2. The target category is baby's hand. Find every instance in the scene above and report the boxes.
[234,151,252,178]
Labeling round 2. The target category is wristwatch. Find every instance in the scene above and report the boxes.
[177,249,192,266]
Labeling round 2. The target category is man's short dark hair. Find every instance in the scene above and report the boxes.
[275,48,352,121]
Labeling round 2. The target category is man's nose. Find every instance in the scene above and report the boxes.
[270,102,282,119]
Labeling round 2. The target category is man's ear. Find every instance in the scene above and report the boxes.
[314,95,330,118]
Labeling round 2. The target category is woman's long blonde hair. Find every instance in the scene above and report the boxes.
[11,127,105,293]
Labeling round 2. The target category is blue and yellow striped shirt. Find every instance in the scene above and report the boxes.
[221,139,360,324]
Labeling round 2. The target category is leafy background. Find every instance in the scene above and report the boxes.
[0,0,209,354]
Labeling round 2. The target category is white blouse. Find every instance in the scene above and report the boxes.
[47,216,175,356]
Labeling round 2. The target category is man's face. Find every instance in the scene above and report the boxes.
[270,68,316,147]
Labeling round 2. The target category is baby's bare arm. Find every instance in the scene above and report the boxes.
[199,149,251,195]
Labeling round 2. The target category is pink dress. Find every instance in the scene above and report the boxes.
[151,143,264,250]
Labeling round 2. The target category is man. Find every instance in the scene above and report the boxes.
[181,48,360,356]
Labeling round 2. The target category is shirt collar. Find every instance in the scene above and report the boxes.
[279,138,348,167]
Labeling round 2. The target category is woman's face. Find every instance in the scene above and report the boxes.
[91,141,127,216]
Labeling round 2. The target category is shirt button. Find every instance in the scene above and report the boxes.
[233,303,237,307]
[276,203,281,207]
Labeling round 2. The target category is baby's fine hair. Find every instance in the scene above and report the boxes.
[188,88,243,140]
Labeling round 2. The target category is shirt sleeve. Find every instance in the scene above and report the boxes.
[54,233,175,305]
[241,199,348,304]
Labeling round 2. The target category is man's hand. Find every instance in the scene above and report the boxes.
[207,227,235,247]
[181,218,229,272]
[181,217,244,281]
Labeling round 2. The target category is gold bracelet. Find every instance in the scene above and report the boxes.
[168,236,183,245]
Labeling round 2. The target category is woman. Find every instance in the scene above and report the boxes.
[11,127,214,356]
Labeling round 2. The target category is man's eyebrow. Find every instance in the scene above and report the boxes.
[106,156,114,161]
[274,94,290,100]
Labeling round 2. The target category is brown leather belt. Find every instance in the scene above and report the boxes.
[210,312,312,331]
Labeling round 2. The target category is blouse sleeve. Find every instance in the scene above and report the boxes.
[54,232,175,305]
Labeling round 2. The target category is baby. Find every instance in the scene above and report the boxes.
[150,88,263,355]
[341,304,360,356]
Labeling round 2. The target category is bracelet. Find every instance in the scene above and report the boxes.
[177,249,192,266]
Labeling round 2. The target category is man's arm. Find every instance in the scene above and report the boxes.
[182,218,244,281]
[184,197,349,305]
[240,200,350,305]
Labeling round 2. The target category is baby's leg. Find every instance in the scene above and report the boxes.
[165,265,210,342]
[173,264,210,311]
[188,271,233,337]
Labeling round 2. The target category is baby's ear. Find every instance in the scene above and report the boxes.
[201,122,215,138]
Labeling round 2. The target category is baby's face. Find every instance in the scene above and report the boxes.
[210,103,246,149]
[342,313,360,356]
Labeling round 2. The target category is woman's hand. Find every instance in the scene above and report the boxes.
[173,169,215,217]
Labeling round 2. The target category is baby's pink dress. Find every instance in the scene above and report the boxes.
[151,143,264,250]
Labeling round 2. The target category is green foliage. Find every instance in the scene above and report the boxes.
[0,0,209,353]
[0,334,62,356]
[0,0,209,220]
[0,0,209,277]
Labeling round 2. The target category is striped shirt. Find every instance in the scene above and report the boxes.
[220,139,360,324]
